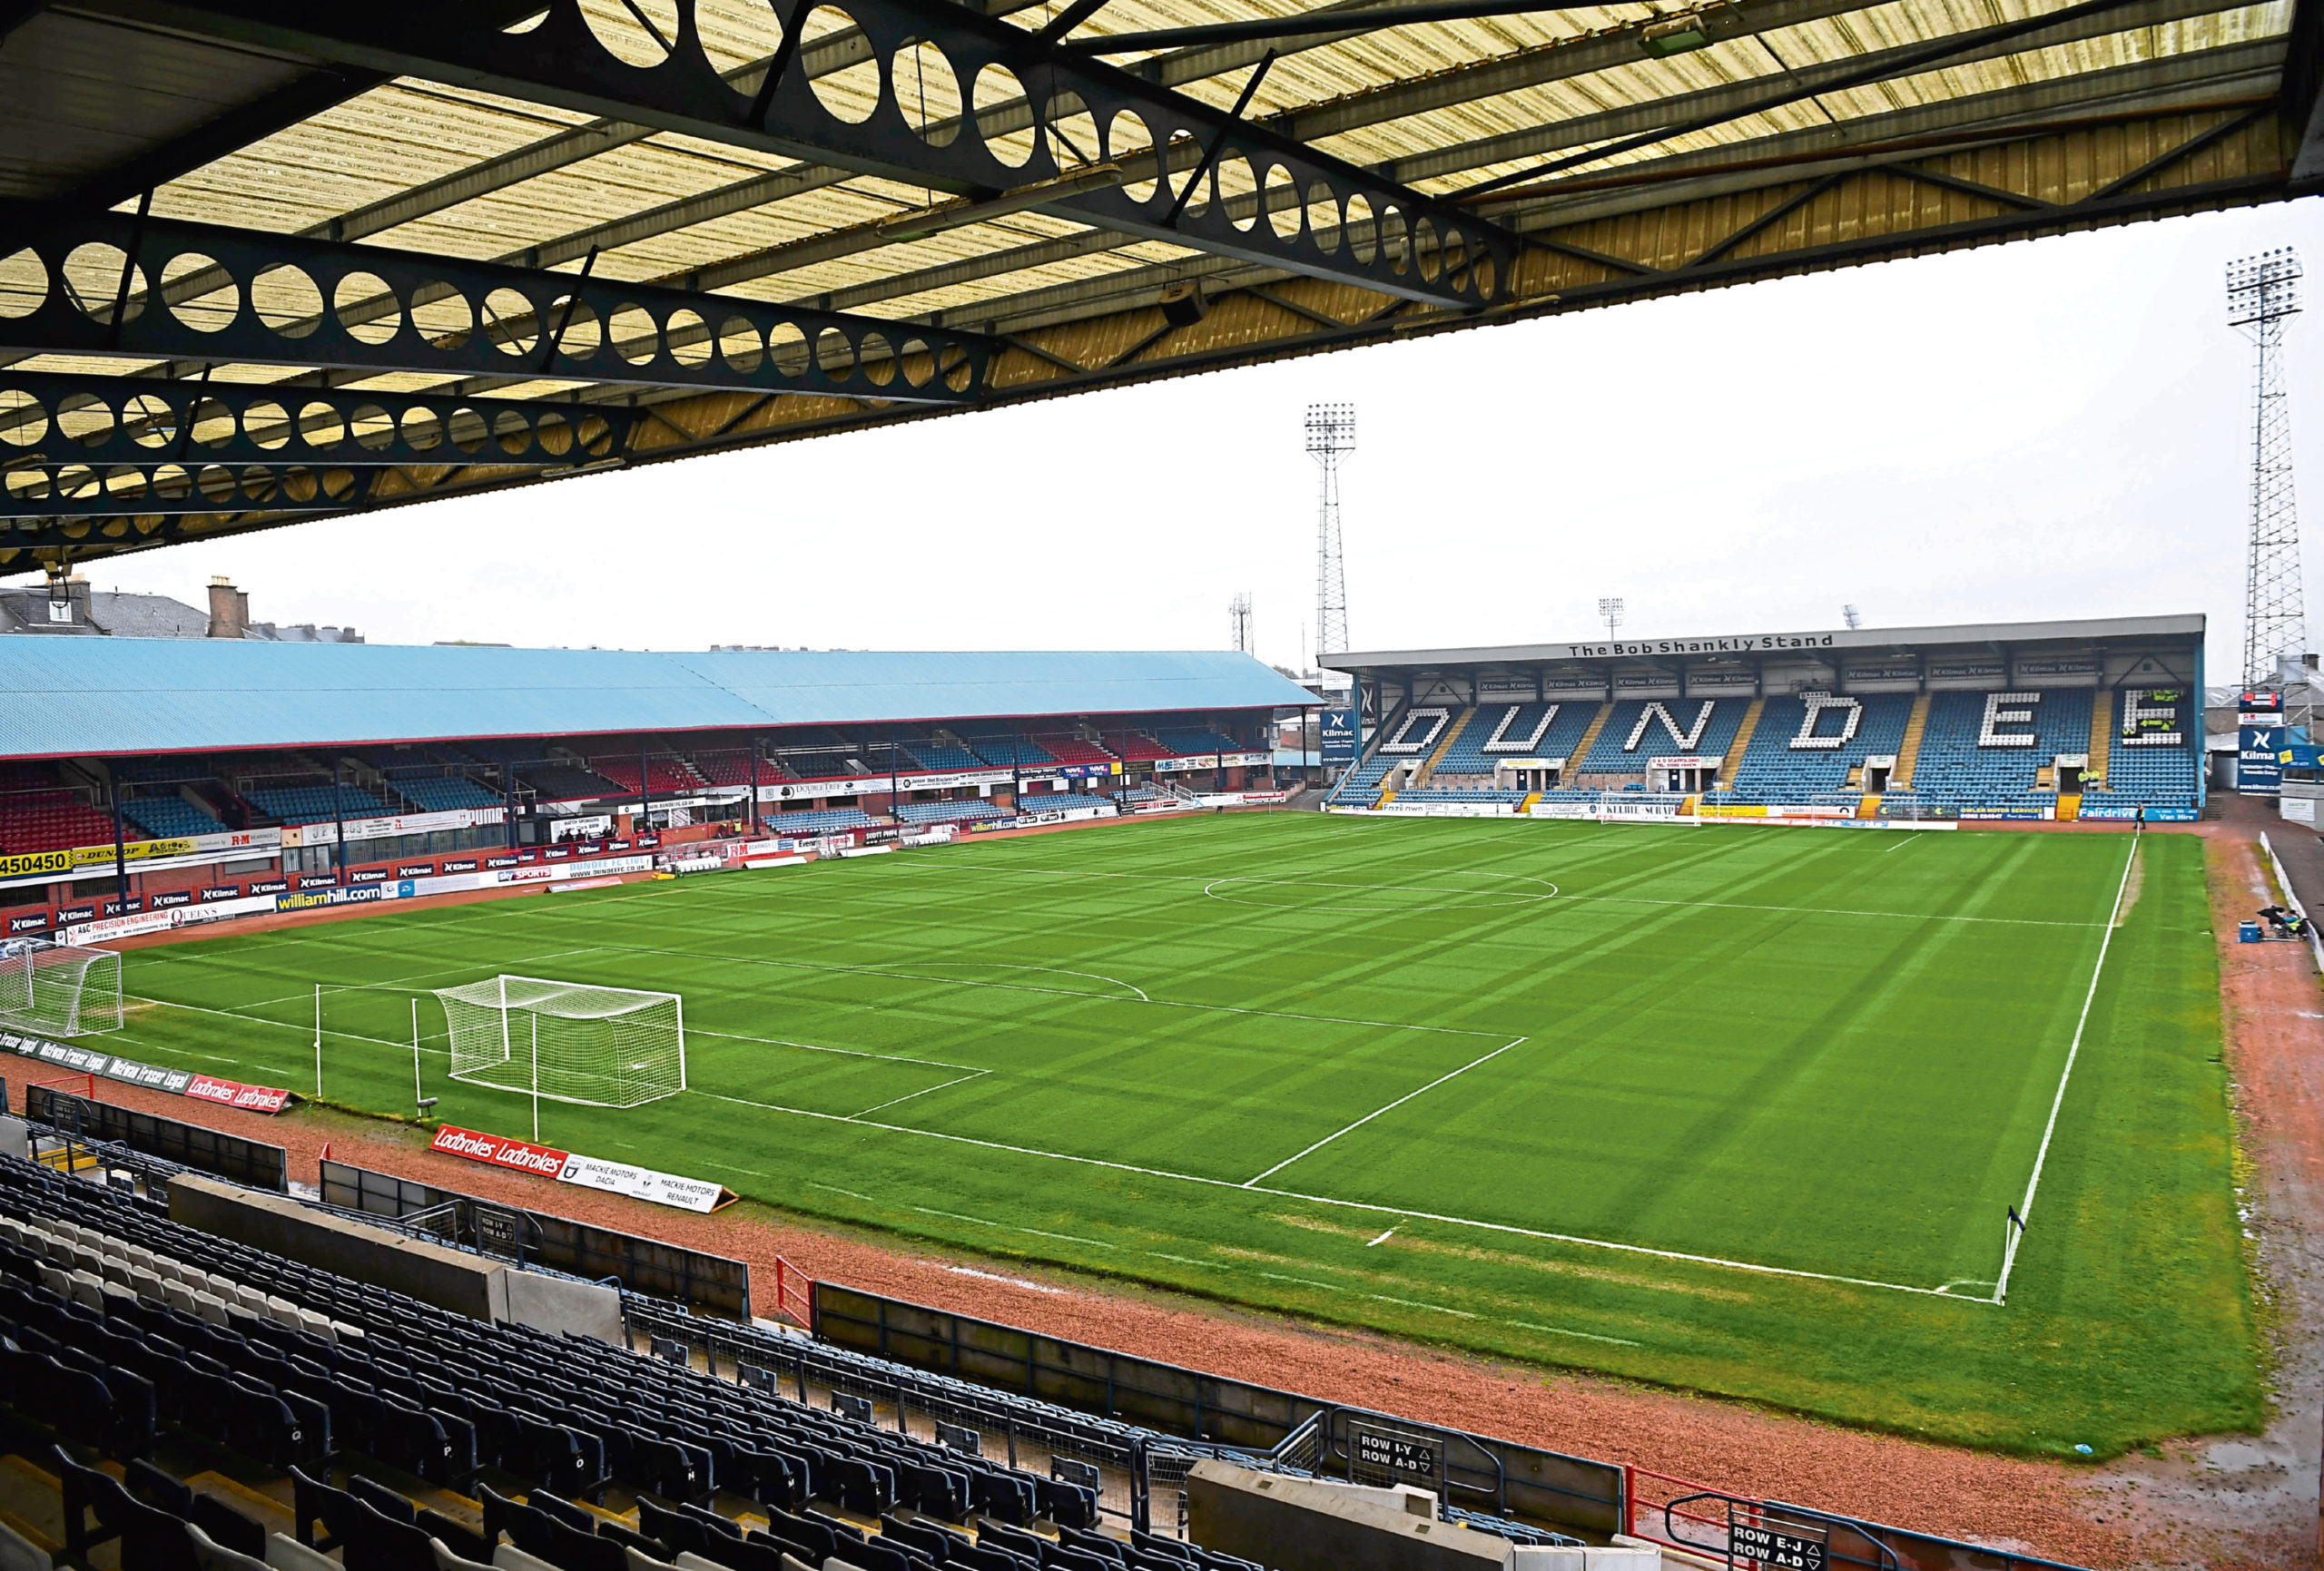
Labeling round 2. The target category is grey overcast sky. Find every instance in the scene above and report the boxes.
[79,195,2324,680]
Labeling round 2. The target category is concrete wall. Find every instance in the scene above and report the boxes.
[499,1261,622,1344]
[1187,1460,1512,1571]
[171,1174,508,1321]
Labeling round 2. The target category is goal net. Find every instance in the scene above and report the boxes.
[0,938,123,1038]
[434,975,684,1109]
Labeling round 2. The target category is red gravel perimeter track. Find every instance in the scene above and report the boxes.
[25,810,2318,1570]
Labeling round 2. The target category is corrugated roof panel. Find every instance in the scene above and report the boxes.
[0,643,1313,758]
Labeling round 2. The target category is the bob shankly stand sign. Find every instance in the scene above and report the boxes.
[1559,633,1840,659]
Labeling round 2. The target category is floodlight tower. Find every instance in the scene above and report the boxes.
[1306,404,1354,656]
[1229,592,1254,654]
[1598,596,1624,644]
[1843,604,1863,630]
[2227,248,2306,686]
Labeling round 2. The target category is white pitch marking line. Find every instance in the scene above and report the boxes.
[852,1068,992,1117]
[912,859,2096,927]
[1243,1037,1530,1186]
[684,1087,1973,1301]
[1366,1228,1396,1247]
[530,938,1511,1039]
[1993,826,2142,1305]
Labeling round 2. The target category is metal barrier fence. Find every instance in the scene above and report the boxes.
[26,1086,286,1191]
[1623,1466,2090,1571]
[624,1298,1155,1533]
[319,1158,751,1317]
[813,1282,1624,1539]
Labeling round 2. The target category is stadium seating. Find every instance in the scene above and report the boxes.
[389,778,501,813]
[970,740,1054,769]
[244,787,391,827]
[1108,734,1170,763]
[523,765,625,802]
[0,1154,1191,1570]
[1575,698,1751,777]
[588,757,705,797]
[1029,736,1117,767]
[895,800,1003,824]
[0,795,123,853]
[1152,730,1232,757]
[1427,702,1604,782]
[2093,689,2200,812]
[1724,693,1914,801]
[764,807,881,833]
[899,741,983,772]
[1014,791,1108,813]
[1905,689,2096,812]
[120,795,225,840]
[689,752,793,787]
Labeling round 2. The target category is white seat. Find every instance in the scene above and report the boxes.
[621,1550,672,1571]
[295,1309,336,1341]
[128,1268,166,1300]
[234,1285,271,1315]
[192,1290,231,1325]
[265,1535,339,1571]
[0,1516,51,1571]
[189,1524,271,1571]
[65,1270,106,1311]
[431,1542,495,1571]
[35,1264,69,1298]
[266,1296,304,1328]
[330,1321,364,1341]
[492,1547,560,1571]
[98,1258,133,1288]
[162,1281,198,1313]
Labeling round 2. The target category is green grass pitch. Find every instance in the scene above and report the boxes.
[98,812,2257,1455]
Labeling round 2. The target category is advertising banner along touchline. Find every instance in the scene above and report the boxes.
[429,1124,736,1213]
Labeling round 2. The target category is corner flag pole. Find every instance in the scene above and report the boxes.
[530,1011,541,1144]
[411,997,422,1115]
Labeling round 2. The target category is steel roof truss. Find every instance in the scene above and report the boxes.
[0,202,993,404]
[0,370,636,468]
[110,0,1513,308]
[0,461,375,516]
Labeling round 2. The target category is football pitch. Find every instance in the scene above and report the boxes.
[98,812,2258,1454]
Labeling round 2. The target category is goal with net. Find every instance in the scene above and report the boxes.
[0,938,123,1038]
[434,975,684,1111]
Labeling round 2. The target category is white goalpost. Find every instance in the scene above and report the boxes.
[434,975,685,1137]
[0,938,123,1038]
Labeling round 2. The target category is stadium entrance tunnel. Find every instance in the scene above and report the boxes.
[1203,872,1558,913]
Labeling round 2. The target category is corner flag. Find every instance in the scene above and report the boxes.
[2006,1204,2025,1233]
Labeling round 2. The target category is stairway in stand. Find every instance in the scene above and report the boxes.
[2085,689,2112,796]
[1410,709,1473,790]
[1892,693,1932,788]
[1718,697,1766,789]
[1567,702,1614,774]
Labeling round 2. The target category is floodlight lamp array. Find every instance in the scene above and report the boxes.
[1305,402,1355,454]
[2227,247,2303,325]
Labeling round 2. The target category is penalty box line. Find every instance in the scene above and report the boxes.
[1243,1037,1530,1186]
[687,1086,1983,1302]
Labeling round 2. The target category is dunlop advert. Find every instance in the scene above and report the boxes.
[0,828,278,887]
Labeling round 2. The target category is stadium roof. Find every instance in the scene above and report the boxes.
[0,641,1315,758]
[1,0,2316,574]
[1327,612,2206,672]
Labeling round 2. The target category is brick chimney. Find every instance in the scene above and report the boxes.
[206,576,249,639]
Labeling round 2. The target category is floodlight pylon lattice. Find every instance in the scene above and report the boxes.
[1229,592,1254,654]
[1306,403,1355,657]
[0,938,123,1038]
[2228,247,2306,687]
[435,974,685,1117]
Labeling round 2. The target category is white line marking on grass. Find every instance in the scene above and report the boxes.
[1243,1038,1530,1185]
[915,859,2093,927]
[1203,873,1558,913]
[1366,1228,1396,1247]
[1507,1320,1641,1347]
[1882,835,1918,854]
[1994,827,2142,1306]
[686,1087,1979,1301]
[864,962,1150,1002]
[1256,1271,1478,1318]
[546,939,1511,1039]
[853,1069,992,1117]
[911,1206,1119,1249]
